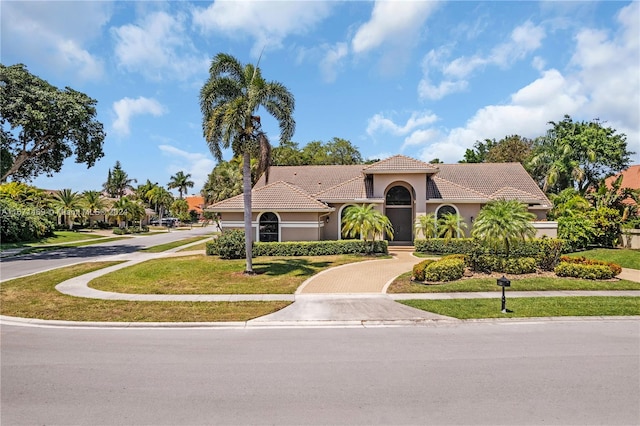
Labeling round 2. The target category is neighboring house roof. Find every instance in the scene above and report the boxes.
[604,164,640,206]
[427,163,551,206]
[363,154,439,174]
[208,181,334,212]
[185,195,205,212]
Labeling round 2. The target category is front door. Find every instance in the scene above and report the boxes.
[385,185,413,243]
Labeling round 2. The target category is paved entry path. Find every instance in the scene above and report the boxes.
[298,250,421,294]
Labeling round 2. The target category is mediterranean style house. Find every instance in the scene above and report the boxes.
[206,155,556,245]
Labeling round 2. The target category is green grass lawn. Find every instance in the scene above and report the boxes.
[0,230,108,250]
[89,254,375,294]
[387,272,640,293]
[140,236,214,253]
[400,297,640,319]
[14,236,132,255]
[565,248,640,269]
[0,262,290,322]
[177,241,208,252]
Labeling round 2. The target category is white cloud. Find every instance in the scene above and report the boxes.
[192,1,334,56]
[158,145,216,194]
[367,111,438,136]
[1,1,109,81]
[351,1,438,54]
[319,42,349,83]
[112,11,208,81]
[418,78,469,101]
[112,97,167,136]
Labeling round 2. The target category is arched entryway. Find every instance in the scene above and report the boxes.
[385,185,413,243]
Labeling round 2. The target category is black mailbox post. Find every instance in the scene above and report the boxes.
[497,275,511,313]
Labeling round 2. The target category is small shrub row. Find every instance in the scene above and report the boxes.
[554,262,615,280]
[253,240,388,256]
[470,255,538,274]
[559,256,622,276]
[112,226,149,235]
[412,257,465,282]
[206,229,245,259]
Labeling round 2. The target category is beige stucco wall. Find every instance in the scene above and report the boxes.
[532,221,558,238]
[218,211,326,242]
[372,173,428,214]
[424,203,480,237]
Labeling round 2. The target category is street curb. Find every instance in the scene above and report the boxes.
[2,314,638,330]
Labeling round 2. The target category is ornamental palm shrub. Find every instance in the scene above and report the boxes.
[414,213,437,240]
[341,204,394,252]
[472,199,536,257]
[437,212,467,241]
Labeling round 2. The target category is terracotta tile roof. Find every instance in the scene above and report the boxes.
[185,195,205,212]
[207,181,333,212]
[255,165,364,195]
[604,164,640,206]
[427,163,551,205]
[315,175,378,201]
[427,176,490,200]
[363,154,439,173]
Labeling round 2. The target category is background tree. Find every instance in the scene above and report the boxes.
[202,158,243,204]
[0,182,55,242]
[103,161,136,198]
[81,190,108,228]
[135,180,158,205]
[527,115,632,194]
[200,52,295,274]
[0,63,106,182]
[52,188,82,230]
[471,199,536,255]
[271,140,303,166]
[437,212,468,241]
[146,186,173,222]
[170,198,190,222]
[325,137,362,165]
[168,171,194,199]
[459,139,497,163]
[484,135,533,163]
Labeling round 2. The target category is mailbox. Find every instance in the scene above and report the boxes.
[497,275,511,313]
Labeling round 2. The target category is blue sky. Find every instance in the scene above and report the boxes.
[2,0,639,196]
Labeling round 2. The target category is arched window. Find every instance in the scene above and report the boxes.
[386,186,411,206]
[436,204,457,219]
[259,212,279,242]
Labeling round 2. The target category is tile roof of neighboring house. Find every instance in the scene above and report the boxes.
[208,181,334,212]
[427,163,551,206]
[254,165,364,195]
[604,164,640,206]
[363,154,439,173]
[185,195,205,212]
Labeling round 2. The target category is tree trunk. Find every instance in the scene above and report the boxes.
[243,150,254,274]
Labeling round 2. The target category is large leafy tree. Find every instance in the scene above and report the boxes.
[471,199,536,255]
[202,158,244,204]
[168,171,194,199]
[527,115,632,194]
[0,63,106,182]
[460,135,532,164]
[200,52,295,274]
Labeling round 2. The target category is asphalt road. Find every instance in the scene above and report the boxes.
[2,320,638,425]
[0,226,214,281]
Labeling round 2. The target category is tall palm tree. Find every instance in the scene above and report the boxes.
[200,52,295,274]
[82,190,107,228]
[168,171,194,199]
[341,204,394,250]
[146,186,173,223]
[414,213,437,240]
[104,161,136,198]
[472,199,536,255]
[437,212,468,241]
[53,188,82,230]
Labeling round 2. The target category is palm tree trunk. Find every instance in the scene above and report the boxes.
[243,150,254,274]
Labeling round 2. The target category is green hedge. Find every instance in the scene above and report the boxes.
[206,229,246,259]
[414,238,474,255]
[253,240,388,256]
[412,259,436,282]
[424,258,465,282]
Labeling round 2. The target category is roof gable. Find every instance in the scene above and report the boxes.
[363,154,439,174]
[254,165,364,195]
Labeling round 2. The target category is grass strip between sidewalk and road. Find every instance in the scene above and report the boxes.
[388,272,640,293]
[15,237,133,255]
[139,235,214,253]
[400,297,640,319]
[0,262,290,322]
[89,254,375,294]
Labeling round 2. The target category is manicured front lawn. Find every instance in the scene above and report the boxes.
[139,235,214,253]
[90,254,372,294]
[400,297,640,319]
[0,262,290,322]
[387,272,640,293]
[565,248,640,270]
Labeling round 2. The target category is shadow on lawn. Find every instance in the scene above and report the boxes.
[252,259,332,277]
